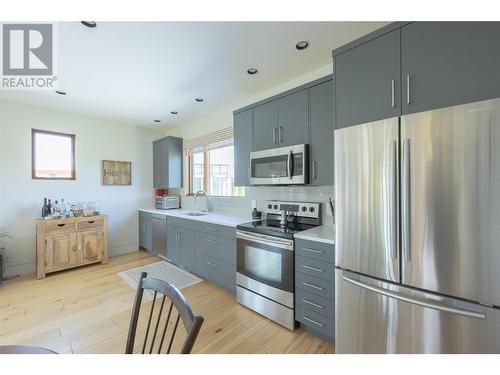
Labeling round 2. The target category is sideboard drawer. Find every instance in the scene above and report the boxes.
[77,219,104,231]
[45,221,76,233]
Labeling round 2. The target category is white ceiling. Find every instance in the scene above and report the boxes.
[0,21,388,129]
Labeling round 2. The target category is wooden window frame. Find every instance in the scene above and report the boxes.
[32,128,76,180]
[187,149,209,196]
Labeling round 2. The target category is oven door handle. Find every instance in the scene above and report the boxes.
[236,231,294,251]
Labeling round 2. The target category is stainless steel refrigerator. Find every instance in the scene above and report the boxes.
[334,97,500,353]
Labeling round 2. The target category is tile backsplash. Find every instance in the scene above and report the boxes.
[169,185,335,225]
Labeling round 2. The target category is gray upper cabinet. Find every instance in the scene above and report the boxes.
[309,80,334,186]
[234,109,252,186]
[335,29,401,129]
[153,136,183,189]
[401,22,500,115]
[277,90,309,147]
[252,101,278,151]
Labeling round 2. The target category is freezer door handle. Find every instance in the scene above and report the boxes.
[390,139,398,260]
[342,275,486,320]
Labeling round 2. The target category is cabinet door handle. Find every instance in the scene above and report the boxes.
[87,221,95,224]
[302,299,324,309]
[205,260,219,268]
[391,79,395,108]
[312,160,317,180]
[406,75,411,104]
[302,316,324,327]
[302,281,323,290]
[302,264,324,273]
[302,247,324,254]
[272,127,277,144]
[206,227,218,232]
[78,245,82,251]
[206,238,219,245]
[57,224,65,227]
[278,126,283,143]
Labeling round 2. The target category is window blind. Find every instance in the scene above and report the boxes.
[184,127,234,155]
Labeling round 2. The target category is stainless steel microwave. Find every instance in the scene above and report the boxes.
[250,144,308,185]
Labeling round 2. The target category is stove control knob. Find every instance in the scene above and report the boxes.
[301,206,307,212]
[274,205,278,210]
[268,204,273,209]
[309,207,315,213]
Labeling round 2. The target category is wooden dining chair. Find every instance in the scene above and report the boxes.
[125,272,204,354]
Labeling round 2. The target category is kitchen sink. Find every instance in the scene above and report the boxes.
[181,211,209,217]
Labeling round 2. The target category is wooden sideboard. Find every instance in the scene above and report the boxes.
[36,215,108,279]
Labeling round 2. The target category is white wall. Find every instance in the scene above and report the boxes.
[0,99,162,276]
[166,62,335,224]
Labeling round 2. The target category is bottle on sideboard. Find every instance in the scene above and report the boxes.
[41,198,48,219]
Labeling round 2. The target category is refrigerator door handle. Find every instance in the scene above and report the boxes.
[390,139,398,260]
[342,275,486,320]
[402,138,412,262]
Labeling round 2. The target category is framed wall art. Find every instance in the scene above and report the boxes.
[102,160,131,185]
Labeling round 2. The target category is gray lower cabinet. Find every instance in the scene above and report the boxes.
[153,136,183,189]
[401,22,500,115]
[234,109,253,186]
[335,28,401,129]
[139,211,152,252]
[195,227,236,293]
[295,238,335,342]
[166,224,180,264]
[309,80,334,186]
[152,214,167,257]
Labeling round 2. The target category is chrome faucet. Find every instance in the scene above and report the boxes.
[194,190,210,212]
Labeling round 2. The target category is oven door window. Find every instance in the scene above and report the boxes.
[237,237,293,293]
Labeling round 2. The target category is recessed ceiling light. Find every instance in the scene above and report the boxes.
[81,21,97,28]
[247,68,258,75]
[154,120,161,123]
[170,111,178,115]
[55,90,67,95]
[295,41,309,50]
[195,98,204,102]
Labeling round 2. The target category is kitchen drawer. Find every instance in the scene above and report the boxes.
[167,216,194,230]
[76,218,104,231]
[45,220,76,233]
[195,221,236,240]
[295,271,335,301]
[295,238,334,264]
[295,304,335,339]
[196,232,236,265]
[195,252,235,293]
[295,255,335,282]
[295,287,335,319]
[151,213,167,221]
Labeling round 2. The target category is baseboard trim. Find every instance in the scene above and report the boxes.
[5,243,140,277]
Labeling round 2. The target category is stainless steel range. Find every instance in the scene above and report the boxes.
[236,200,321,330]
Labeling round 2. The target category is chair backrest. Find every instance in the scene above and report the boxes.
[125,271,204,354]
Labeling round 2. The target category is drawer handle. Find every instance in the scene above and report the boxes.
[302,282,323,291]
[302,299,324,309]
[57,224,66,227]
[87,221,95,224]
[302,247,324,254]
[206,227,218,232]
[205,260,219,268]
[302,316,324,327]
[302,264,323,273]
[206,239,219,245]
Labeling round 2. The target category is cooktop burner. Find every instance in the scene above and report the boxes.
[236,219,316,240]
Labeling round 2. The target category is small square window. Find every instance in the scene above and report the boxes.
[32,129,75,180]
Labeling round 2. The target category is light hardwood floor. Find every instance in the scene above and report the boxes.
[0,251,334,354]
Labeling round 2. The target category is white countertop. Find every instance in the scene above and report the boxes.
[293,225,335,245]
[138,208,253,227]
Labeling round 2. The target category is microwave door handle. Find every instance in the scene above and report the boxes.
[287,150,294,179]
